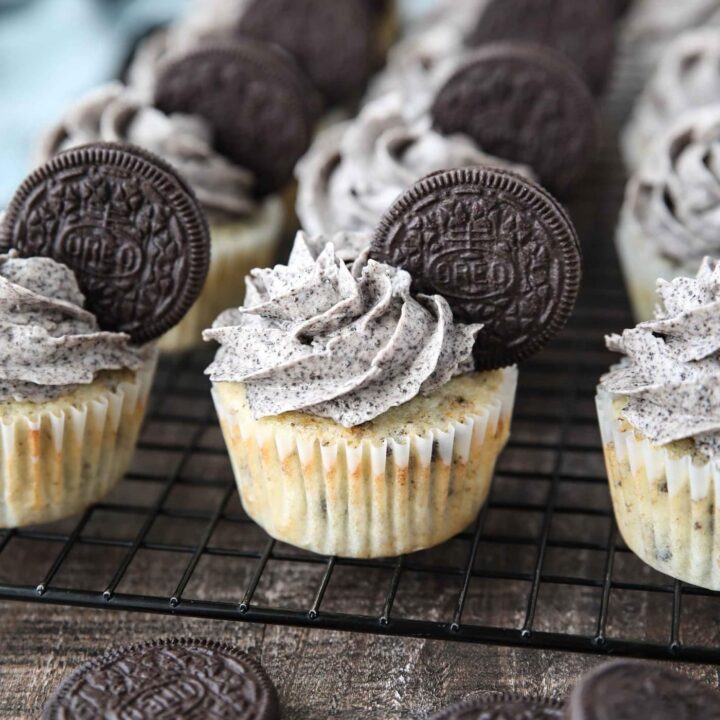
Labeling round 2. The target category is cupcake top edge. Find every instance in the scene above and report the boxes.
[0,250,146,404]
[601,256,720,464]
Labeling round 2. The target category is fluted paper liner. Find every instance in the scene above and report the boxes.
[597,387,720,590]
[159,197,284,353]
[0,354,157,528]
[212,368,517,558]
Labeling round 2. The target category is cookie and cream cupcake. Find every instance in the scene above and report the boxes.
[598,258,720,590]
[205,167,582,557]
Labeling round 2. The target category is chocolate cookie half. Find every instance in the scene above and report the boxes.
[567,661,720,720]
[431,42,597,194]
[43,638,280,720]
[0,142,211,345]
[466,0,615,95]
[235,0,375,106]
[154,40,315,194]
[370,167,582,370]
[430,693,565,719]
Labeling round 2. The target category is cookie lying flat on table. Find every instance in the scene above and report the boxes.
[43,638,280,720]
[430,694,565,719]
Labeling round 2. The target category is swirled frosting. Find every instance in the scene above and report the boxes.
[622,105,720,263]
[622,28,720,169]
[203,232,481,427]
[0,252,145,403]
[296,94,531,253]
[602,257,720,462]
[37,82,257,222]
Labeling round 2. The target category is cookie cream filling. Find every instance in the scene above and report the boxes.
[0,252,145,403]
[204,232,481,427]
[623,105,720,264]
[602,257,720,463]
[36,82,257,223]
[296,93,531,252]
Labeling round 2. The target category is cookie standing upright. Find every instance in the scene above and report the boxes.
[0,142,210,528]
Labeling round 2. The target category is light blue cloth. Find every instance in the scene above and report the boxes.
[0,0,429,205]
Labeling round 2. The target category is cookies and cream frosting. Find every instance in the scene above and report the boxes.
[0,252,145,403]
[602,257,720,463]
[37,82,257,222]
[204,233,481,427]
[296,94,531,255]
[622,28,720,169]
[622,105,720,263]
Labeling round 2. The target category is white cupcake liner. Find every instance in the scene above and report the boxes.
[212,368,518,558]
[0,353,157,528]
[615,206,700,323]
[159,197,284,353]
[597,388,720,590]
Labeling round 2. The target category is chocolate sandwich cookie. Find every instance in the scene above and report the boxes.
[567,661,720,720]
[466,0,615,95]
[235,0,375,106]
[154,40,315,194]
[431,694,565,719]
[431,42,597,194]
[43,638,280,720]
[370,167,582,371]
[0,142,210,345]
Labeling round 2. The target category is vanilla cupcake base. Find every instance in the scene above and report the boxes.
[211,367,517,558]
[615,209,700,322]
[0,354,157,528]
[159,197,285,352]
[597,388,720,590]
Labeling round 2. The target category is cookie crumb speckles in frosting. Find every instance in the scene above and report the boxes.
[203,233,482,427]
[602,257,720,462]
[0,252,144,403]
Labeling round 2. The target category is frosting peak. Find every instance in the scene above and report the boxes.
[0,252,145,403]
[204,233,481,427]
[602,257,720,462]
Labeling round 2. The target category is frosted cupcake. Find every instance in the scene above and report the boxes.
[0,142,211,528]
[616,105,720,321]
[204,167,582,557]
[36,82,285,352]
[622,28,720,170]
[597,259,720,590]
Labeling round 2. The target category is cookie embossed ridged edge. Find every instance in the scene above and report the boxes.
[42,637,280,720]
[371,167,582,371]
[0,142,211,345]
[429,692,565,719]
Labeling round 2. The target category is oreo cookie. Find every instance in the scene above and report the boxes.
[154,40,315,194]
[0,142,210,345]
[370,167,581,370]
[567,661,720,720]
[431,42,597,194]
[235,0,375,106]
[430,694,564,719]
[43,638,280,720]
[466,0,615,95]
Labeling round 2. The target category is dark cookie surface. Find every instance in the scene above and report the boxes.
[431,43,597,195]
[568,661,720,720]
[466,0,615,95]
[370,168,581,371]
[0,142,210,345]
[430,694,564,719]
[154,40,314,194]
[235,0,374,106]
[43,638,279,720]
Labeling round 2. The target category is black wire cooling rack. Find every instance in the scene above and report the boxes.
[2,54,720,665]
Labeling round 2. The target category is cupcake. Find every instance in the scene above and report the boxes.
[296,93,533,257]
[0,142,211,528]
[622,28,720,170]
[616,105,720,321]
[204,167,582,557]
[597,258,720,590]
